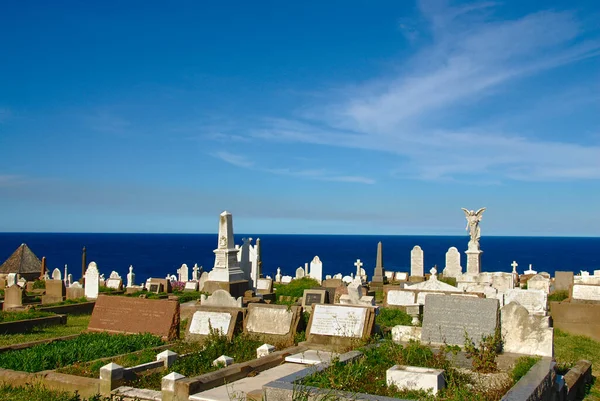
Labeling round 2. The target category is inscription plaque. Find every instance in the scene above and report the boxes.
[309,304,367,338]
[246,307,294,335]
[188,311,231,335]
[421,295,498,346]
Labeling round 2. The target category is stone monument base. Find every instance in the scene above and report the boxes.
[203,280,249,298]
[465,249,482,274]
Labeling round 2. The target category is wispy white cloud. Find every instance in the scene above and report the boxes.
[212,151,375,184]
[249,1,600,182]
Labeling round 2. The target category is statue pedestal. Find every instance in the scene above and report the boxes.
[465,249,482,275]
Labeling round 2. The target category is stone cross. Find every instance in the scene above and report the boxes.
[354,259,363,277]
[192,264,200,281]
[430,266,438,279]
[511,261,518,273]
[127,265,135,287]
[275,267,282,283]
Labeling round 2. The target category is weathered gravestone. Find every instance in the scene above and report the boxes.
[244,303,302,344]
[186,307,243,342]
[52,268,62,281]
[66,282,85,299]
[3,285,23,310]
[309,256,323,284]
[184,281,198,292]
[106,271,123,290]
[527,274,550,293]
[504,288,547,316]
[554,271,574,292]
[501,302,553,357]
[443,247,462,278]
[42,280,66,304]
[88,295,180,340]
[306,304,376,347]
[421,295,499,346]
[384,288,417,308]
[147,278,171,293]
[410,246,424,277]
[84,262,100,299]
[394,272,409,282]
[200,289,242,308]
[256,278,273,295]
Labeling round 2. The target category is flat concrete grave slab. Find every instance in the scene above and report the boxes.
[88,295,180,340]
[185,306,243,342]
[189,363,307,401]
[306,304,376,347]
[244,303,302,344]
[285,350,337,365]
[421,295,499,346]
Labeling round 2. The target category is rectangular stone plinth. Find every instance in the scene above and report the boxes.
[387,365,445,395]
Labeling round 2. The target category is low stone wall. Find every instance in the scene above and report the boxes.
[0,314,67,334]
[37,301,96,315]
[550,301,600,342]
[500,357,555,401]
[564,360,593,401]
[0,368,101,398]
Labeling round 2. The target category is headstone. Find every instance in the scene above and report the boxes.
[385,289,417,307]
[147,278,171,293]
[306,304,376,345]
[410,246,424,277]
[302,289,328,309]
[6,273,17,287]
[309,256,323,284]
[421,295,499,346]
[333,273,343,279]
[395,272,408,282]
[198,271,209,291]
[244,304,302,343]
[208,211,245,282]
[554,271,574,292]
[126,265,135,288]
[341,275,353,284]
[106,271,123,290]
[184,281,199,292]
[186,308,242,341]
[66,284,85,300]
[3,285,23,310]
[385,271,394,280]
[295,266,305,279]
[275,267,282,283]
[443,247,462,278]
[88,295,180,340]
[281,275,293,284]
[504,288,547,316]
[200,289,242,308]
[527,274,550,293]
[84,262,100,299]
[177,264,189,282]
[256,278,273,294]
[52,268,62,281]
[42,280,66,304]
[340,277,375,306]
[17,277,27,288]
[371,242,387,284]
[501,302,553,357]
[572,284,600,302]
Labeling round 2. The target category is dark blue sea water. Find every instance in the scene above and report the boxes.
[1,233,599,283]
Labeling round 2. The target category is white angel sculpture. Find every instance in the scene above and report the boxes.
[461,207,486,247]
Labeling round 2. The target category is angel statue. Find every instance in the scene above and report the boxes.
[461,208,486,248]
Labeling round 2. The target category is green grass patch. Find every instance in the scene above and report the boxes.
[0,383,115,401]
[554,329,600,400]
[35,298,90,307]
[548,290,569,302]
[32,280,46,290]
[0,332,163,372]
[375,308,413,334]
[122,290,205,303]
[274,277,320,302]
[0,314,91,347]
[439,276,458,287]
[0,310,55,323]
[511,356,540,382]
[301,339,511,400]
[129,330,264,390]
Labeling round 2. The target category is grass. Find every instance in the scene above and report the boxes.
[0,383,116,401]
[302,339,511,400]
[274,277,320,302]
[122,290,206,303]
[548,290,570,302]
[0,310,55,322]
[35,297,90,307]
[375,308,413,336]
[0,332,163,372]
[511,356,540,382]
[554,329,600,400]
[0,314,91,347]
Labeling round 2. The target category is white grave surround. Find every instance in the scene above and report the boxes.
[387,366,445,395]
[309,304,368,338]
[188,311,232,336]
[572,284,600,301]
[386,290,417,306]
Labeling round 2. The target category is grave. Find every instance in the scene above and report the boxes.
[384,288,417,308]
[256,278,273,295]
[84,262,100,299]
[147,278,172,293]
[421,295,499,346]
[339,277,375,306]
[322,278,343,288]
[370,241,388,287]
[106,271,123,290]
[244,304,302,344]
[504,288,548,316]
[42,279,66,304]
[410,246,424,277]
[554,271,574,292]
[126,265,135,288]
[306,304,376,347]
[527,274,550,293]
[185,307,243,342]
[177,264,189,282]
[571,284,600,302]
[442,247,462,278]
[88,295,180,340]
[3,285,23,310]
[309,256,323,284]
[52,268,62,280]
[66,282,85,299]
[501,302,553,357]
[200,289,242,308]
[302,289,328,310]
[394,272,408,282]
[184,281,199,292]
[387,365,445,395]
[295,266,305,279]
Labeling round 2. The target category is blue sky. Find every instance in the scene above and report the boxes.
[1,0,599,236]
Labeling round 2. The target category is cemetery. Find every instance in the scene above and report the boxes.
[0,210,597,400]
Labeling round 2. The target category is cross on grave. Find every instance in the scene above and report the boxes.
[430,266,438,278]
[192,264,200,281]
[511,261,518,272]
[354,259,363,277]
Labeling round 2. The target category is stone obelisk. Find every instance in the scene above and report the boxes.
[370,241,388,288]
[81,246,87,283]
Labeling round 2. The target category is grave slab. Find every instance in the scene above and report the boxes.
[185,307,242,342]
[285,350,336,365]
[306,304,376,347]
[244,303,302,344]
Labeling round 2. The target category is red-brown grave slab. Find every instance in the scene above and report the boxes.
[88,295,180,340]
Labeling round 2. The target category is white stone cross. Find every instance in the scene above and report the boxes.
[511,261,518,272]
[429,266,438,278]
[192,264,200,281]
[354,259,363,276]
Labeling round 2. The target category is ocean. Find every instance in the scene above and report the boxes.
[0,233,599,283]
